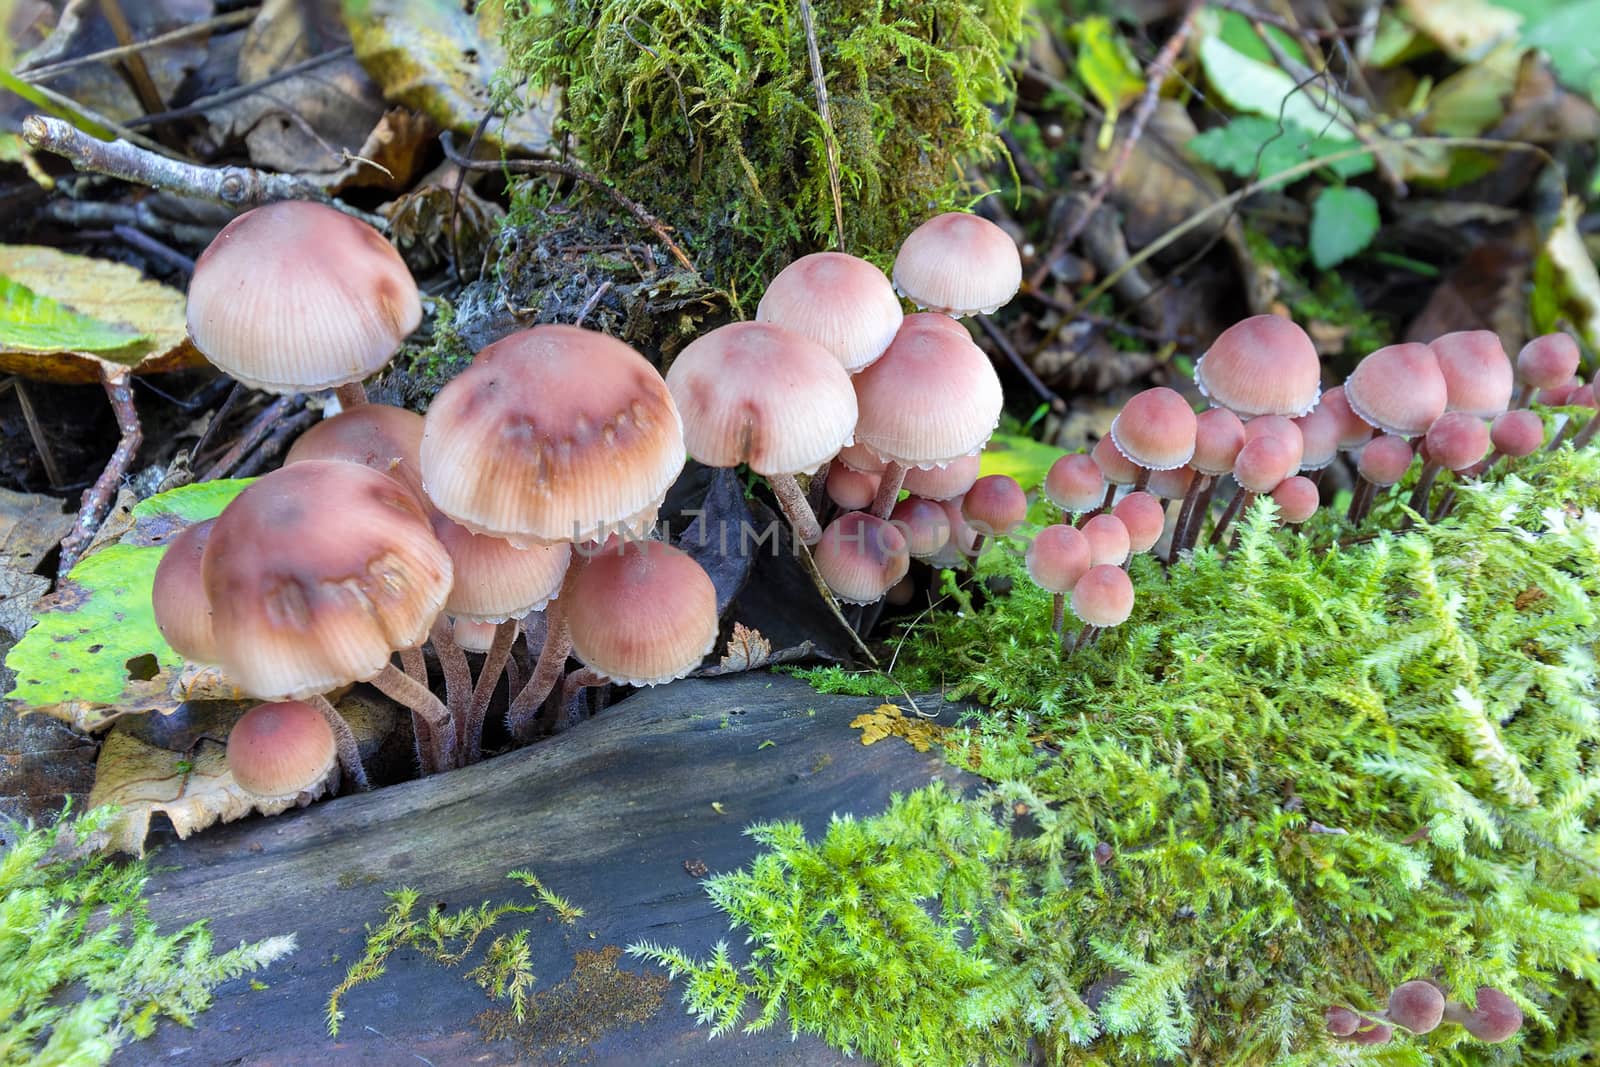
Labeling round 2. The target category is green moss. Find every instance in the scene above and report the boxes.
[641,445,1600,1065]
[0,806,293,1066]
[496,0,1026,297]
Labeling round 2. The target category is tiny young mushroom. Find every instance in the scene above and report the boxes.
[1090,436,1140,516]
[891,211,1023,317]
[1514,333,1580,407]
[1194,315,1322,419]
[1026,523,1091,636]
[1384,980,1445,1034]
[1209,421,1302,545]
[451,617,501,654]
[1535,375,1582,406]
[1112,491,1166,557]
[665,320,857,545]
[203,460,455,774]
[814,511,911,605]
[1068,564,1135,652]
[889,496,953,560]
[1045,453,1107,522]
[826,461,881,511]
[1324,1006,1363,1037]
[1488,409,1547,469]
[903,454,981,501]
[1269,476,1320,527]
[1109,386,1198,492]
[961,474,1028,559]
[1081,513,1132,568]
[226,701,340,805]
[1169,407,1245,560]
[1348,434,1416,525]
[853,313,1003,518]
[1442,987,1522,1043]
[1408,411,1491,517]
[756,252,904,373]
[186,200,421,409]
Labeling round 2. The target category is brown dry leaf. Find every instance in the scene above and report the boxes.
[1542,195,1600,349]
[1405,231,1534,348]
[0,245,199,384]
[1401,0,1521,62]
[848,703,945,753]
[718,623,772,673]
[327,107,437,193]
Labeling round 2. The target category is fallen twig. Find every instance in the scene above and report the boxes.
[974,313,1065,413]
[799,0,846,251]
[58,366,141,577]
[18,8,260,83]
[202,395,299,481]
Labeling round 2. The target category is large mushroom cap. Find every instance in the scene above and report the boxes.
[1430,330,1513,418]
[853,314,1003,468]
[203,460,452,700]
[285,403,426,504]
[187,201,420,393]
[815,511,909,604]
[1194,315,1321,418]
[421,326,684,545]
[1111,387,1198,471]
[433,516,570,623]
[756,252,904,373]
[666,321,856,477]
[891,212,1022,316]
[152,518,218,664]
[226,700,337,801]
[566,540,718,686]
[1345,342,1448,436]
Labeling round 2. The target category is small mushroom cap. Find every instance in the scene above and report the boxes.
[1025,524,1090,594]
[885,576,915,607]
[451,616,501,654]
[203,461,452,700]
[1536,375,1582,406]
[1113,491,1166,553]
[891,212,1022,316]
[1195,315,1322,417]
[1387,981,1445,1034]
[837,441,888,474]
[1348,1023,1393,1046]
[962,474,1027,537]
[1147,465,1195,500]
[565,540,719,686]
[1431,330,1513,418]
[1346,342,1448,436]
[926,496,980,568]
[666,321,857,476]
[1422,411,1491,472]
[187,201,420,393]
[890,496,953,558]
[1192,408,1247,476]
[1233,435,1299,493]
[433,516,570,623]
[285,403,426,504]
[815,512,910,604]
[1571,383,1599,409]
[1070,564,1135,627]
[1318,385,1377,451]
[421,326,684,545]
[1357,434,1416,487]
[1490,409,1545,458]
[1324,1007,1362,1037]
[1292,401,1342,471]
[1045,453,1106,513]
[152,518,219,664]
[853,314,1003,467]
[1092,435,1140,486]
[1517,333,1581,391]
[1446,987,1522,1043]
[1269,476,1320,524]
[1243,416,1305,474]
[1111,387,1198,470]
[226,701,337,801]
[903,454,980,501]
[1081,513,1131,566]
[827,462,881,511]
[756,252,904,373]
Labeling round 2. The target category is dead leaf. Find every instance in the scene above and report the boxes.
[0,245,199,384]
[382,162,506,270]
[327,107,436,193]
[1401,0,1521,62]
[1537,196,1600,349]
[848,703,945,753]
[718,623,772,673]
[1405,231,1534,348]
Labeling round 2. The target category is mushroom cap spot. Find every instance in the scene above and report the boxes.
[815,511,910,604]
[891,212,1022,317]
[202,460,452,700]
[1026,524,1091,594]
[756,252,904,373]
[852,314,1003,468]
[226,700,337,801]
[1070,564,1135,627]
[187,201,420,393]
[421,325,684,545]
[666,321,857,476]
[565,540,718,686]
[1195,315,1322,418]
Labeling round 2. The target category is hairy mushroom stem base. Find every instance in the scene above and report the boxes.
[307,693,370,791]
[464,619,519,763]
[429,618,474,739]
[769,472,823,544]
[334,382,369,410]
[559,666,609,725]
[870,460,908,519]
[506,602,573,740]
[399,645,428,688]
[369,662,457,773]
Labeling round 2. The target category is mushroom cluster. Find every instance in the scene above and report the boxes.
[1324,980,1522,1047]
[162,201,721,792]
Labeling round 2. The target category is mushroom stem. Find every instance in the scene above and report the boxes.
[1407,461,1443,517]
[334,382,368,410]
[1051,592,1064,635]
[1573,412,1599,449]
[1208,488,1253,546]
[769,473,823,545]
[1167,473,1212,564]
[399,645,428,688]
[506,604,572,740]
[1347,479,1375,525]
[1133,468,1151,492]
[1305,467,1324,488]
[464,619,519,764]
[369,662,457,773]
[559,666,609,722]
[967,532,987,561]
[307,694,370,791]
[870,461,907,519]
[429,618,473,738]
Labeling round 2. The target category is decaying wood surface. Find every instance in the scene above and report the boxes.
[132,674,969,1065]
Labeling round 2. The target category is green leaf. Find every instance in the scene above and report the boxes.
[979,434,1067,491]
[1309,186,1380,270]
[1516,0,1600,105]
[1195,11,1355,140]
[1187,117,1374,183]
[1070,16,1143,150]
[5,480,254,728]
[0,275,145,354]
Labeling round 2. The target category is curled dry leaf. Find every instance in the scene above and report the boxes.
[848,703,945,752]
[718,623,772,673]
